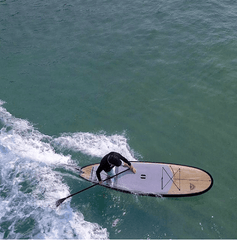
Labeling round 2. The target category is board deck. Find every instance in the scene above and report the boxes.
[79,162,213,197]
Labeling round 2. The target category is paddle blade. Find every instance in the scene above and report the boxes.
[56,197,66,207]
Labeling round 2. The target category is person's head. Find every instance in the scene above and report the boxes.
[109,157,122,167]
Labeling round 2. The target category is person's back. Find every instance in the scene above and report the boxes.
[96,152,136,183]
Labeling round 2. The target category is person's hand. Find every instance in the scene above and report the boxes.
[123,163,130,168]
[130,165,136,174]
[123,163,136,173]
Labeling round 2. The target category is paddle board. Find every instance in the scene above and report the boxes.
[79,162,213,197]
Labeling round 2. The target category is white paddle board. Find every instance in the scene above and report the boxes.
[79,162,213,197]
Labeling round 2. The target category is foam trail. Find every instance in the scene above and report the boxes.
[53,132,139,161]
[0,100,108,239]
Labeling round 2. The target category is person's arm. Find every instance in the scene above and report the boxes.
[116,153,131,166]
[117,153,136,174]
[123,163,136,173]
[96,165,103,183]
[96,154,110,184]
[121,157,131,166]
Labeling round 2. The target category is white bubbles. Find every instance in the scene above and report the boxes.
[53,131,138,161]
[0,101,109,239]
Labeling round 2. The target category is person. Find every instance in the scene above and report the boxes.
[96,152,136,184]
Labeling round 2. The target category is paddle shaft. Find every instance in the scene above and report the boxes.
[56,167,130,207]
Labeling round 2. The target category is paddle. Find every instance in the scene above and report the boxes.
[56,167,130,207]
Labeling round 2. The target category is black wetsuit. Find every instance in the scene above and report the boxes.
[96,152,131,182]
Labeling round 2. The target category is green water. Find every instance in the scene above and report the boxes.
[0,0,237,238]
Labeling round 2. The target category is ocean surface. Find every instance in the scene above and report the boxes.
[0,0,237,238]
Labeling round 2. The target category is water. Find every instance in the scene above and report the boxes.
[0,0,237,238]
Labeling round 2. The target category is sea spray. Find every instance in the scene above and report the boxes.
[53,131,139,161]
[0,100,109,239]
